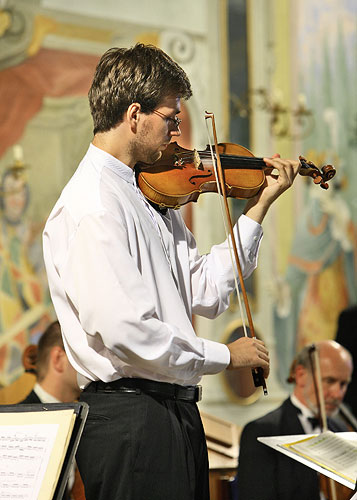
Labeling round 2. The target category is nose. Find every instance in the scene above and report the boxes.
[170,127,181,137]
[328,382,346,401]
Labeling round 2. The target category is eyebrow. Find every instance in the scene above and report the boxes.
[322,376,350,384]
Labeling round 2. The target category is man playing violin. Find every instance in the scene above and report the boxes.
[43,43,301,500]
[236,340,353,500]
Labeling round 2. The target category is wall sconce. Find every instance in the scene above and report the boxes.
[10,144,28,178]
[231,87,315,140]
[0,145,30,225]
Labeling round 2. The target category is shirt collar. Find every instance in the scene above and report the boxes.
[88,143,136,185]
[290,393,316,419]
[33,383,62,404]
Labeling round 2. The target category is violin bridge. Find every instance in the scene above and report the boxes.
[193,149,203,170]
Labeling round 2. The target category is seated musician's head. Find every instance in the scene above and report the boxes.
[37,320,80,403]
[287,340,353,417]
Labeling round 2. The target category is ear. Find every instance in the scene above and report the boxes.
[294,364,309,388]
[126,102,142,131]
[50,346,66,374]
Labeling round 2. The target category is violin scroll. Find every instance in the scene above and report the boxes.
[298,156,336,190]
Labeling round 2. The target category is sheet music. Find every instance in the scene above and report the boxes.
[0,424,58,499]
[282,430,357,483]
[0,409,76,500]
[258,432,357,490]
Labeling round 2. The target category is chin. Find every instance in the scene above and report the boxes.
[151,151,162,163]
[138,151,162,166]
[327,406,340,417]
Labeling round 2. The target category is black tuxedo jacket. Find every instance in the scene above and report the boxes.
[236,398,346,500]
[335,305,357,417]
[19,390,42,404]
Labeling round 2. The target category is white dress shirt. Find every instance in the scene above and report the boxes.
[33,383,61,404]
[43,144,263,388]
[291,394,321,433]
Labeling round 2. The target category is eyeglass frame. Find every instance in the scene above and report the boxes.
[151,109,182,130]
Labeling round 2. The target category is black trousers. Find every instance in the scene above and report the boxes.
[76,389,210,500]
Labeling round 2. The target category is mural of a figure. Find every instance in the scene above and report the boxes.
[274,183,355,387]
[273,0,357,388]
[0,47,100,385]
[0,163,51,385]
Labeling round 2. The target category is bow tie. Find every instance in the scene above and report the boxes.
[307,416,321,428]
[295,406,321,429]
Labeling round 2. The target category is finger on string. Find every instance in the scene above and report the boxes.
[263,159,289,178]
[264,167,275,175]
[263,157,292,169]
[264,158,291,182]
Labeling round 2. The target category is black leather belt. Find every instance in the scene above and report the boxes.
[83,377,202,402]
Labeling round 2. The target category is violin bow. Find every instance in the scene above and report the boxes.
[205,111,268,395]
[308,345,338,500]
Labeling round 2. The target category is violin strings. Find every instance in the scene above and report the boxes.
[175,152,265,168]
[176,152,265,161]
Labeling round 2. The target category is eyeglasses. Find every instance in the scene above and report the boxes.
[152,109,182,130]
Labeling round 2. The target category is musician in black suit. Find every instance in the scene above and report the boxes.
[335,305,357,418]
[20,388,41,404]
[235,340,353,500]
[20,320,80,405]
[19,321,81,500]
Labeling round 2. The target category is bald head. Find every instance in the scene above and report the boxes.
[292,340,353,416]
[318,339,352,361]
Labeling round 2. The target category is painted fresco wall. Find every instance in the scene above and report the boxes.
[0,49,98,384]
[205,0,357,426]
[273,0,357,386]
[0,0,228,391]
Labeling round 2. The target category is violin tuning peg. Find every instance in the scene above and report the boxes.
[313,175,322,185]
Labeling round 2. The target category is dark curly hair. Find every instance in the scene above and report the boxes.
[88,43,192,135]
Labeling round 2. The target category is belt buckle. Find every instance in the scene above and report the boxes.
[195,385,202,402]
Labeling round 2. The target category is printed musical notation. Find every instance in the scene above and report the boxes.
[258,431,357,490]
[282,430,357,483]
[0,424,59,499]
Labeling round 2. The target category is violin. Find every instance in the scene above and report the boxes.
[137,141,336,209]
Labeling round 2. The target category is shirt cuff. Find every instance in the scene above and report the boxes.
[201,338,231,375]
[235,214,263,264]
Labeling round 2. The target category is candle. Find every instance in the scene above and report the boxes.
[13,144,24,163]
[297,93,307,109]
